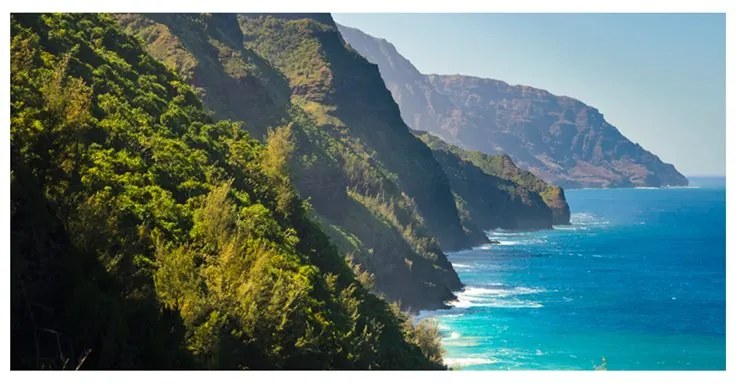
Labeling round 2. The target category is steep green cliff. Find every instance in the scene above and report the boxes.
[237,14,485,252]
[417,132,571,227]
[11,13,444,369]
[119,13,495,311]
[437,149,554,231]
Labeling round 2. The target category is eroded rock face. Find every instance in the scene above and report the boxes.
[338,24,689,189]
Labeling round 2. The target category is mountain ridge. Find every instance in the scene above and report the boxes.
[119,13,481,311]
[119,13,572,311]
[337,23,689,189]
[11,13,447,369]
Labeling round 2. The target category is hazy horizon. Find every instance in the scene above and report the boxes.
[334,13,726,177]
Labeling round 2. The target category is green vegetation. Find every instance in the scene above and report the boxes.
[417,132,571,225]
[120,13,484,311]
[11,13,445,369]
[10,12,579,370]
[239,13,493,301]
[407,319,445,367]
[116,14,291,138]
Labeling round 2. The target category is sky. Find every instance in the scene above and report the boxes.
[333,13,726,176]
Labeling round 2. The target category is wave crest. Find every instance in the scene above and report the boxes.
[448,285,545,309]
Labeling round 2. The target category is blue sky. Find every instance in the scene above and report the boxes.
[333,13,726,176]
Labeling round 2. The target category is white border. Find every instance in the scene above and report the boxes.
[2,1,733,384]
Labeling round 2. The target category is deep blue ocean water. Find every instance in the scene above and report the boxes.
[420,177,725,370]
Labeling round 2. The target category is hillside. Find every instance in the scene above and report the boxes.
[338,24,689,189]
[417,132,570,226]
[119,13,497,311]
[10,13,445,369]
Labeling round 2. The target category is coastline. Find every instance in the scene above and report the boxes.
[418,183,725,370]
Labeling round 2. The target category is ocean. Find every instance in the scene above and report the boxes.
[419,177,726,370]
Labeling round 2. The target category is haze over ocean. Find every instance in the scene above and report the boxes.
[420,177,726,370]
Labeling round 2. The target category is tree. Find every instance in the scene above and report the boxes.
[262,123,295,181]
[262,123,297,216]
[11,13,446,370]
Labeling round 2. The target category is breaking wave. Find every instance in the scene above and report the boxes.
[448,285,546,309]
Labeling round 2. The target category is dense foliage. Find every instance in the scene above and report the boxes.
[119,13,483,311]
[116,14,291,138]
[10,13,444,369]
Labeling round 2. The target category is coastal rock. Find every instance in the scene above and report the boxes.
[417,131,571,228]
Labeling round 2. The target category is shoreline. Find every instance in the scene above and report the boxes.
[416,185,725,370]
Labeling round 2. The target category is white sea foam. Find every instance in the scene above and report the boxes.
[664,185,700,189]
[447,331,462,340]
[448,285,545,308]
[486,230,529,237]
[451,263,473,269]
[553,225,583,231]
[495,238,548,246]
[442,336,481,347]
[462,286,544,297]
[570,212,598,223]
[567,212,610,228]
[454,299,543,309]
[444,357,497,368]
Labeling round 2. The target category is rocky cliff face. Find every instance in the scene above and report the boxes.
[120,13,487,311]
[417,132,570,229]
[119,14,576,311]
[338,24,689,189]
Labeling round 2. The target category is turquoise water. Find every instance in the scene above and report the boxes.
[420,177,726,370]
